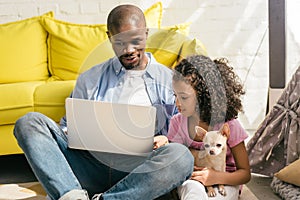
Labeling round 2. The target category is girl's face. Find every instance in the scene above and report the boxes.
[172,80,198,117]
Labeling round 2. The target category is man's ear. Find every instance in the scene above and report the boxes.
[145,28,149,39]
[195,126,207,140]
[106,31,112,42]
[220,123,230,138]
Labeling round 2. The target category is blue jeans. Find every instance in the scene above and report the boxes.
[14,112,193,200]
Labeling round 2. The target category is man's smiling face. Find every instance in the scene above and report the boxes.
[109,25,148,70]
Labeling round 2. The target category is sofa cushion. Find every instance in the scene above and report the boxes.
[146,23,191,68]
[41,16,108,80]
[0,12,52,84]
[0,81,44,125]
[180,38,207,59]
[172,38,208,68]
[0,125,23,155]
[81,41,115,74]
[144,1,162,28]
[34,80,76,122]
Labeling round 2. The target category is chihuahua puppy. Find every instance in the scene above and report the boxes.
[190,123,230,197]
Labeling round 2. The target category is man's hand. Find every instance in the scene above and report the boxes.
[153,135,169,150]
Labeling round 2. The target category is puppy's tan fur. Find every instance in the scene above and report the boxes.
[190,123,230,197]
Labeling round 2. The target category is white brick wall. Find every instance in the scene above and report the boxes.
[1,0,299,133]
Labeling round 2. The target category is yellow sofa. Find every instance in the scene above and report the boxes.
[0,2,206,155]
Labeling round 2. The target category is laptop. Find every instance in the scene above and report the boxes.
[65,98,156,156]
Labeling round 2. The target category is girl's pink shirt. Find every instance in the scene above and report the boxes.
[167,113,248,172]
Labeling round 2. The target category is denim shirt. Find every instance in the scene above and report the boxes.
[60,53,176,135]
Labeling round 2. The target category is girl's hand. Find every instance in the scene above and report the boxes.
[194,165,205,171]
[153,135,169,149]
[191,167,219,186]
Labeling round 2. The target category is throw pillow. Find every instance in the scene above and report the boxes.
[144,1,162,28]
[41,17,108,80]
[0,12,52,83]
[146,22,191,68]
[274,159,300,187]
[177,38,208,63]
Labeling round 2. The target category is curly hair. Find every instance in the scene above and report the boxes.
[173,55,245,126]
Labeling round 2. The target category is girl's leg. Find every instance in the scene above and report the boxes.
[178,180,239,200]
[178,179,209,200]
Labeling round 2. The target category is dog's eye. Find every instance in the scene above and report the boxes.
[204,144,210,148]
[216,144,222,148]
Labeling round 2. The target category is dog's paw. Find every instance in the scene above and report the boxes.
[218,184,226,196]
[207,186,217,197]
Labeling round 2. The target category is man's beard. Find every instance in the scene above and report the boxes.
[119,54,140,70]
[123,64,135,70]
[118,47,147,70]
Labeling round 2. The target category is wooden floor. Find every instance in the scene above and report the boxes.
[0,154,282,200]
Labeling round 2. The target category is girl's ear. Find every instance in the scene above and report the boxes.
[195,126,207,141]
[220,123,230,138]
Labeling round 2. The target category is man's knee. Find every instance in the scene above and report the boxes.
[165,143,194,174]
[167,143,193,162]
[14,112,47,138]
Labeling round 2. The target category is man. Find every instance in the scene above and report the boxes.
[14,4,193,200]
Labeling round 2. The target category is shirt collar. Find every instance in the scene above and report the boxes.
[145,52,159,79]
[112,57,123,75]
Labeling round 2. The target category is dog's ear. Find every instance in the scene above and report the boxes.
[220,123,230,138]
[195,126,207,141]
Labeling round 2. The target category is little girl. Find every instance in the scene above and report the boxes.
[167,55,251,200]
